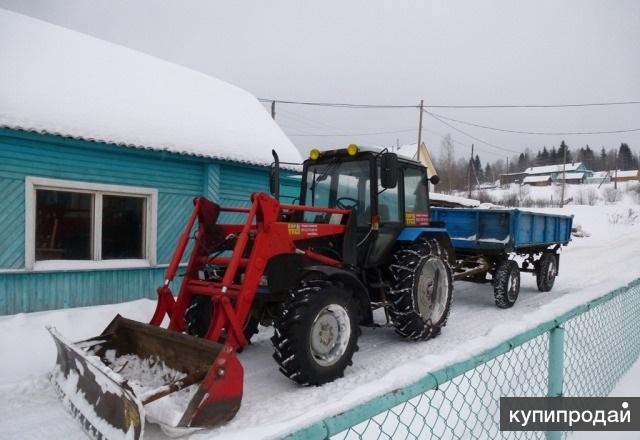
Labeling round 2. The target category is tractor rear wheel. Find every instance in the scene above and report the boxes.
[185,295,260,341]
[493,260,520,308]
[387,239,453,341]
[271,280,361,386]
[536,252,557,292]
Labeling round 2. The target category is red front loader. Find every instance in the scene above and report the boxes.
[49,147,453,439]
[49,192,355,439]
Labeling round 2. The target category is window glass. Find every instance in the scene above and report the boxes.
[304,160,370,224]
[377,182,400,222]
[35,190,93,260]
[102,195,145,259]
[404,167,428,213]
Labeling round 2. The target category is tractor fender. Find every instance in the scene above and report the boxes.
[303,265,373,326]
[396,227,456,265]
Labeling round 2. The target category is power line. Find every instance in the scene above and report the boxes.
[427,111,640,135]
[286,127,417,137]
[259,98,640,110]
[423,111,520,154]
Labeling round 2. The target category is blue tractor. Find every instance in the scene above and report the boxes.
[264,145,571,385]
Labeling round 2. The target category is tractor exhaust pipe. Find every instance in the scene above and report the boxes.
[270,149,280,201]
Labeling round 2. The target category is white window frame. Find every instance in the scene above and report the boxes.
[25,177,157,271]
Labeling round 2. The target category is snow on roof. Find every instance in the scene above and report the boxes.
[591,171,610,178]
[0,10,301,166]
[430,192,480,207]
[557,172,585,180]
[615,170,639,178]
[522,175,552,183]
[524,163,583,175]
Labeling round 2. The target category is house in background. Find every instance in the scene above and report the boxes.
[556,172,586,185]
[522,175,552,186]
[524,162,593,180]
[0,10,301,315]
[612,170,640,183]
[585,171,611,185]
[500,162,594,187]
[499,172,527,186]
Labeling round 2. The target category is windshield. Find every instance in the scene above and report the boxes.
[304,159,371,224]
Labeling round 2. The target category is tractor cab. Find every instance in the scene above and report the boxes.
[297,145,439,267]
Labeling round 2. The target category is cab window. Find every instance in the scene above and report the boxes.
[403,167,428,213]
[377,167,401,223]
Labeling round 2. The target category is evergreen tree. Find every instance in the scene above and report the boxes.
[599,147,607,171]
[484,163,493,183]
[473,154,484,182]
[540,147,550,165]
[618,143,634,170]
[558,140,572,164]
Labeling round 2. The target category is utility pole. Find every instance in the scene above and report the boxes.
[417,99,424,159]
[271,100,276,119]
[468,144,474,198]
[560,144,567,208]
[506,156,510,175]
[614,151,618,190]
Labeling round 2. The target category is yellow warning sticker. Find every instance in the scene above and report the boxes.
[288,223,301,235]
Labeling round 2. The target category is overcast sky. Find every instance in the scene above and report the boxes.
[1,0,639,162]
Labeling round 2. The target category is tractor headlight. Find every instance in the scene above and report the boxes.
[347,144,358,156]
[309,148,320,160]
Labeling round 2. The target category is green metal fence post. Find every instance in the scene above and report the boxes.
[546,325,564,440]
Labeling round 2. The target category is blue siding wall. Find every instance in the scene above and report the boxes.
[0,267,166,314]
[0,129,277,314]
[0,129,205,268]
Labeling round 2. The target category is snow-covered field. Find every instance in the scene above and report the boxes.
[1,203,639,440]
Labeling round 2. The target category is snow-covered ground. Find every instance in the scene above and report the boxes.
[1,203,639,440]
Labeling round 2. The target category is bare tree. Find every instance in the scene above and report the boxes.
[439,134,456,193]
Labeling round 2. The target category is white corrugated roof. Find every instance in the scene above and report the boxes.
[615,170,639,178]
[0,10,301,166]
[525,163,583,175]
[523,175,552,183]
[557,172,585,180]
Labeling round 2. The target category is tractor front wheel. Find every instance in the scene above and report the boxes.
[271,280,360,386]
[387,239,453,341]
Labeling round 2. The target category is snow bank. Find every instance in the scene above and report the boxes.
[0,9,301,166]
[1,204,639,440]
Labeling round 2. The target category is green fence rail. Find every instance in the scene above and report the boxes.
[286,278,640,440]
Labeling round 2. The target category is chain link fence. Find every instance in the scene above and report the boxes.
[286,279,640,440]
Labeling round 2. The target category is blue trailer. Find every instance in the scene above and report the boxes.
[429,207,573,308]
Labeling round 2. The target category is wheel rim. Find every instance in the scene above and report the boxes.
[507,268,519,301]
[546,258,556,282]
[416,258,450,325]
[310,304,351,367]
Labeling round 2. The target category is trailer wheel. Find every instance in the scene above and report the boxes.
[185,295,260,341]
[536,252,557,292]
[387,239,453,341]
[271,280,360,386]
[493,260,520,308]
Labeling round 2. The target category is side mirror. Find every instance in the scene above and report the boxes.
[380,152,399,189]
[429,175,440,185]
[269,149,280,200]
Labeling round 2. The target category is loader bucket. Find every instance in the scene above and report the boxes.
[49,315,243,440]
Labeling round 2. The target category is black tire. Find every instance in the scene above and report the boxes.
[271,280,361,386]
[536,252,557,292]
[493,260,520,308]
[387,238,454,341]
[185,295,260,341]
